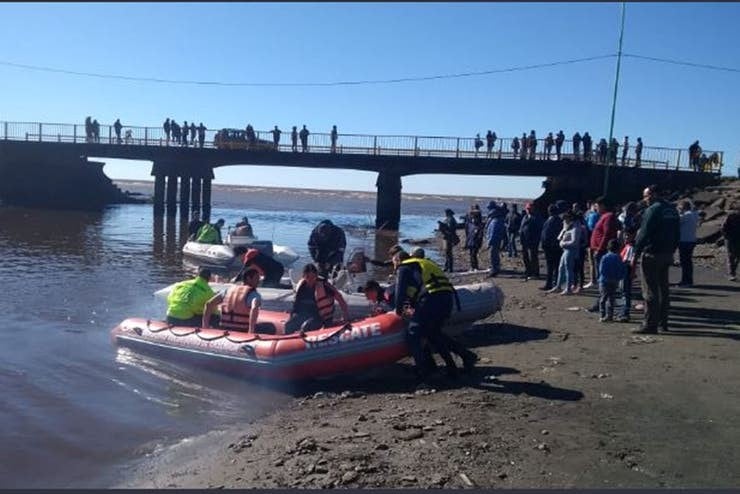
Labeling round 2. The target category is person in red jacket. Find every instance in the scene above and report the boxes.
[587,197,619,312]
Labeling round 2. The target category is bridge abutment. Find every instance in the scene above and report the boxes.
[375,172,402,231]
[151,161,214,220]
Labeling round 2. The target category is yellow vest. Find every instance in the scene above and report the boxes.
[400,257,453,301]
[166,277,215,320]
[196,224,219,244]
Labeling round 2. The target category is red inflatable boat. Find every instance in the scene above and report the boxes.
[111,311,408,381]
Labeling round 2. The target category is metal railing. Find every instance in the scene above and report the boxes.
[0,120,723,174]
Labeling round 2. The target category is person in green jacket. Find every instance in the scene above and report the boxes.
[166,267,216,327]
[195,218,225,244]
[631,185,680,334]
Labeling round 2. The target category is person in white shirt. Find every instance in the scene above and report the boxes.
[677,200,700,287]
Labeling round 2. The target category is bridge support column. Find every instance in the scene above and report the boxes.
[166,174,178,217]
[202,177,212,221]
[153,174,165,217]
[375,172,402,231]
[179,176,190,219]
[191,177,202,217]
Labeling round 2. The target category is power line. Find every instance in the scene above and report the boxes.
[0,54,616,87]
[623,53,740,73]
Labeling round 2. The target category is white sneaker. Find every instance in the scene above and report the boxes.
[583,282,594,289]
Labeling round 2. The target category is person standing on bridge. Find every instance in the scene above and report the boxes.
[330,125,338,153]
[171,120,180,145]
[163,118,171,145]
[511,136,520,159]
[474,134,483,157]
[299,125,310,152]
[190,123,196,146]
[291,126,298,152]
[520,133,528,160]
[582,132,593,161]
[545,132,554,160]
[271,125,281,151]
[84,116,92,143]
[598,138,608,163]
[197,123,206,148]
[113,119,122,144]
[182,121,189,146]
[485,130,496,157]
[689,140,702,172]
[572,132,582,160]
[92,119,100,143]
[635,137,643,167]
[621,136,630,166]
[528,130,537,160]
[555,130,565,160]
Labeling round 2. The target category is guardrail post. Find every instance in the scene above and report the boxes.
[373,136,377,156]
[145,128,149,146]
[456,138,460,158]
[414,136,418,157]
[38,123,42,142]
[73,125,77,143]
[676,149,682,170]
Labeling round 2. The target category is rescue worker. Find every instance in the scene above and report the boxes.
[362,279,395,316]
[165,267,216,327]
[307,219,347,278]
[187,211,205,240]
[392,249,478,381]
[233,216,254,237]
[195,218,225,244]
[284,263,350,334]
[233,247,285,288]
[201,267,262,333]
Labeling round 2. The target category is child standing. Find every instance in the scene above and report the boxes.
[598,239,626,322]
[617,230,637,322]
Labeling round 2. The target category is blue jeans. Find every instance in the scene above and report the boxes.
[489,243,501,274]
[555,249,575,291]
[599,281,619,319]
[620,268,633,318]
[507,233,519,257]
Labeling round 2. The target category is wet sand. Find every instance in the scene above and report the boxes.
[121,242,740,488]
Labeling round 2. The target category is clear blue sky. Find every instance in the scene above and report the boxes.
[1,2,738,198]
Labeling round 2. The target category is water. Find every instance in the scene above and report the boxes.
[0,182,519,487]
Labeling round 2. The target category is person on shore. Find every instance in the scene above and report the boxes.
[635,137,643,167]
[113,119,122,144]
[582,132,593,161]
[195,218,225,244]
[540,204,564,291]
[587,197,619,312]
[485,202,506,277]
[572,132,582,160]
[677,200,699,287]
[511,136,520,159]
[621,136,629,166]
[392,249,478,381]
[187,211,205,240]
[299,125,310,152]
[166,267,216,327]
[438,208,460,272]
[572,210,589,293]
[284,263,350,334]
[598,239,626,322]
[632,185,680,334]
[233,247,285,288]
[519,202,543,280]
[308,219,347,278]
[330,125,338,154]
[506,204,522,258]
[617,229,637,322]
[498,202,510,252]
[464,204,484,271]
[617,202,640,244]
[722,210,740,281]
[555,130,565,160]
[474,133,483,157]
[584,202,600,288]
[163,118,171,144]
[201,268,262,333]
[233,216,254,237]
[291,126,298,152]
[549,212,580,295]
[544,132,554,160]
[197,123,206,148]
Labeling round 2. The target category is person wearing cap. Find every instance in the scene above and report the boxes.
[166,267,216,327]
[233,216,254,237]
[195,218,225,244]
[519,202,544,280]
[307,219,347,278]
[485,202,506,277]
[438,208,460,272]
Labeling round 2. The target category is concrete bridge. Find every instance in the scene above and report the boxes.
[0,121,723,229]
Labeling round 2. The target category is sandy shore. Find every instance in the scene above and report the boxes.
[121,241,740,488]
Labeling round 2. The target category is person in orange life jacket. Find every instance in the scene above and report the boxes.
[392,249,477,380]
[232,247,285,288]
[201,268,262,333]
[284,263,350,334]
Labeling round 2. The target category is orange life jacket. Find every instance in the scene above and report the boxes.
[242,248,265,277]
[295,278,334,321]
[218,285,256,331]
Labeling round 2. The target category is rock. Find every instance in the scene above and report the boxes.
[535,442,550,452]
[375,443,390,450]
[314,466,329,474]
[702,207,726,222]
[400,429,424,441]
[341,471,360,484]
[340,390,365,399]
[273,459,284,467]
[401,475,418,483]
[541,429,549,435]
[457,427,477,437]
[600,393,614,399]
[696,219,723,244]
[353,431,371,438]
[498,472,508,479]
[710,197,726,209]
[458,472,475,487]
[690,190,721,206]
[431,473,447,485]
[357,414,367,422]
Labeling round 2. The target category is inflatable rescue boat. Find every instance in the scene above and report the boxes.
[182,239,300,268]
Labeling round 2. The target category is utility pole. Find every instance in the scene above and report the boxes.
[603,2,626,198]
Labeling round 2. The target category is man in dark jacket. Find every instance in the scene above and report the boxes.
[540,204,564,290]
[506,204,522,257]
[438,209,460,272]
[722,210,740,281]
[631,185,680,334]
[519,203,544,279]
[307,219,347,278]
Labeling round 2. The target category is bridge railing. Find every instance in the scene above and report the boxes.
[0,121,723,174]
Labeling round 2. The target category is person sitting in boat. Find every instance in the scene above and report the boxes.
[233,216,254,237]
[201,267,262,333]
[232,247,285,288]
[308,219,347,278]
[166,267,216,327]
[284,263,350,334]
[362,279,396,316]
[195,218,225,244]
[187,211,205,240]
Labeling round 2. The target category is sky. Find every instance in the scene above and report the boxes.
[0,2,738,198]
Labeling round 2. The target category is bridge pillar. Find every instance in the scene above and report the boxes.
[202,177,212,221]
[179,176,191,219]
[375,172,402,231]
[153,174,165,216]
[191,177,202,217]
[166,174,178,217]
